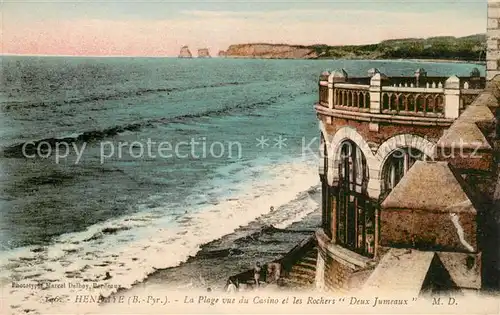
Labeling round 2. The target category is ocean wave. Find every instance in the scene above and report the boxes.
[1,158,320,314]
[1,91,308,157]
[0,81,245,112]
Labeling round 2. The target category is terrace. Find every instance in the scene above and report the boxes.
[317,68,485,126]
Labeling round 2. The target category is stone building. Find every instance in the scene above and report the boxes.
[313,1,500,294]
[488,0,500,80]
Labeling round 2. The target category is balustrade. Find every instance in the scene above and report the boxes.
[381,91,444,116]
[319,83,329,105]
[317,68,485,119]
[333,87,370,111]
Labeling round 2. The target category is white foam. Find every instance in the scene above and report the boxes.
[272,197,318,229]
[2,156,320,314]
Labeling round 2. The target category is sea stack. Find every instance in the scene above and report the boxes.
[218,50,227,58]
[179,46,192,58]
[198,48,211,58]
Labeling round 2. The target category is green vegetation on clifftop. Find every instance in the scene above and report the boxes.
[223,34,486,61]
[311,34,486,61]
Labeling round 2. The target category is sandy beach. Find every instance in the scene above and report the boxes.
[93,196,321,313]
[113,203,320,293]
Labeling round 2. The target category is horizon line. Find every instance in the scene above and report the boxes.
[0,53,183,58]
[0,54,486,67]
[0,32,486,58]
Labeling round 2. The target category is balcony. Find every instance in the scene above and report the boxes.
[317,68,485,126]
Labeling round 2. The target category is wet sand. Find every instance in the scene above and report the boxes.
[112,207,321,295]
[92,189,322,315]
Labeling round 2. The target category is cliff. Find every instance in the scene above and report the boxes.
[222,34,486,61]
[178,46,192,58]
[225,44,318,59]
[218,50,227,57]
[198,48,211,58]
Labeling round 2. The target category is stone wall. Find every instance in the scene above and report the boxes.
[316,229,371,292]
[488,0,500,81]
[323,253,355,291]
[380,209,477,253]
[324,117,446,146]
[321,117,441,199]
[315,56,500,291]
[436,149,495,172]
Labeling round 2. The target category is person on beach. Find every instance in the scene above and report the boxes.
[267,262,281,283]
[226,277,237,293]
[254,262,262,288]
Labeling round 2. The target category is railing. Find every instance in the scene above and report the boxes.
[333,84,370,112]
[380,87,444,116]
[319,82,329,105]
[317,69,485,120]
[386,76,485,90]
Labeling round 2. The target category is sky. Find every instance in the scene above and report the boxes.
[0,0,488,56]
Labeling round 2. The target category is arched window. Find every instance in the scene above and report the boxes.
[382,147,426,194]
[336,141,375,257]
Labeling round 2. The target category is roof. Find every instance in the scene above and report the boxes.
[437,252,481,289]
[437,81,497,150]
[381,161,477,213]
[437,120,492,150]
[361,248,434,295]
[460,103,495,122]
[485,75,500,102]
[437,105,494,150]
[470,91,498,109]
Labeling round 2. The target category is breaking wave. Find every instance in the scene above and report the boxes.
[1,90,310,157]
[0,81,246,112]
[1,158,320,314]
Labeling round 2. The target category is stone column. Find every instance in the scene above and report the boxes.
[487,0,500,81]
[315,251,326,291]
[444,75,461,119]
[318,136,325,176]
[330,193,337,243]
[327,74,334,110]
[369,73,383,113]
[328,69,348,110]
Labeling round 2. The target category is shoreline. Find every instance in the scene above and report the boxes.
[403,58,485,65]
[96,203,321,311]
[119,209,320,292]
[3,185,322,315]
[0,54,486,66]
[222,56,485,65]
[3,162,321,315]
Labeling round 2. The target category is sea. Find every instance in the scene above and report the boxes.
[0,56,484,313]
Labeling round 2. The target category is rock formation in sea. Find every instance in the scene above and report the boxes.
[218,50,227,58]
[178,46,192,58]
[198,48,211,58]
